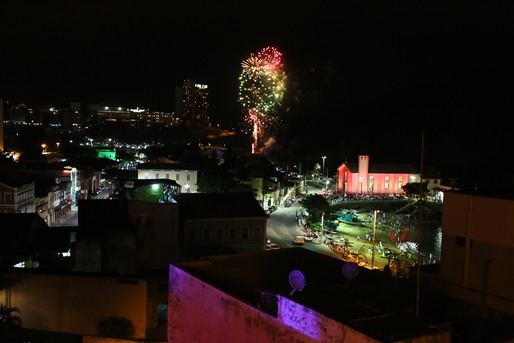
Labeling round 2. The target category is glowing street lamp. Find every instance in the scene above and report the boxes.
[41,144,47,153]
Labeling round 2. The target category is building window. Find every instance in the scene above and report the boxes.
[456,236,472,248]
[155,173,160,179]
[242,227,248,239]
[216,228,224,240]
[137,214,151,226]
[203,228,210,240]
[165,173,170,179]
[187,174,191,181]
[229,227,237,239]
[176,174,180,181]
[253,226,262,239]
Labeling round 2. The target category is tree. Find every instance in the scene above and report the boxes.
[197,161,238,193]
[313,163,321,176]
[402,182,429,196]
[299,194,336,232]
[197,159,254,193]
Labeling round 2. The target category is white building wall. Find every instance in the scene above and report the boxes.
[137,168,198,193]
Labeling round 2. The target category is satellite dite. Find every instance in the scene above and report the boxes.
[288,270,306,295]
[342,262,360,287]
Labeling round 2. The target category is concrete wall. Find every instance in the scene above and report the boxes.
[1,272,148,339]
[127,201,180,267]
[168,265,377,343]
[83,336,165,343]
[440,191,514,315]
[442,191,514,246]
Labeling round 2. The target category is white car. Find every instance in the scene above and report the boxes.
[303,232,319,242]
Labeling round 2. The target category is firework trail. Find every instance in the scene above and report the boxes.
[239,46,286,153]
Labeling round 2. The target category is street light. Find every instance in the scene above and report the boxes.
[322,156,326,178]
[371,210,380,269]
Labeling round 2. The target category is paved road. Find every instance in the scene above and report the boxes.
[51,207,78,227]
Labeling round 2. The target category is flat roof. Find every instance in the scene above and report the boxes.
[173,248,445,341]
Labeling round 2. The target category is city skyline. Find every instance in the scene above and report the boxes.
[2,1,514,183]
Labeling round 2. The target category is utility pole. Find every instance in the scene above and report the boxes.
[416,133,425,318]
[372,210,380,269]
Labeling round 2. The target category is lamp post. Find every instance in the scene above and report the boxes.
[371,210,380,269]
[321,156,326,179]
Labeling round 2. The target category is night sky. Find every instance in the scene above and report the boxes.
[2,1,514,183]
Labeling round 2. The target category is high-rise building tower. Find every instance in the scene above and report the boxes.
[175,79,210,126]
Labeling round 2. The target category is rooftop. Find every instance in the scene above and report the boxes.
[174,247,448,341]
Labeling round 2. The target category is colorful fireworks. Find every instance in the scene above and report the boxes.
[239,46,286,153]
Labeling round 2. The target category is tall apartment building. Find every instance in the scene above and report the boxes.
[4,102,35,124]
[175,79,209,126]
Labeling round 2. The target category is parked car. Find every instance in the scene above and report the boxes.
[265,243,280,250]
[303,232,319,242]
[293,235,305,245]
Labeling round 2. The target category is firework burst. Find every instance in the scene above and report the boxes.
[239,46,286,153]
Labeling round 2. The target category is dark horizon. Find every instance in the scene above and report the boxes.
[2,1,514,184]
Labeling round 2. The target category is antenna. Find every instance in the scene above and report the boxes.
[288,270,306,295]
[416,132,425,318]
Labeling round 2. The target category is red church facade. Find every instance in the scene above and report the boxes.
[337,155,421,196]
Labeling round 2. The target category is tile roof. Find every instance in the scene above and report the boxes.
[177,192,267,219]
